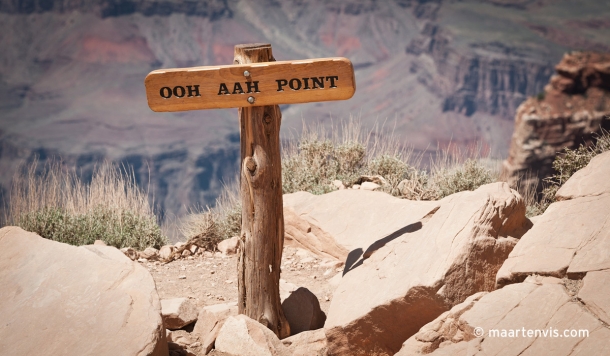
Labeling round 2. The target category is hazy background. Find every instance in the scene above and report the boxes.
[1,0,609,237]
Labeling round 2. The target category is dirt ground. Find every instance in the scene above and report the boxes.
[142,246,344,355]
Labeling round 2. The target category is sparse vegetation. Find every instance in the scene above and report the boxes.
[535,129,610,213]
[180,120,500,242]
[4,160,166,249]
[179,182,241,251]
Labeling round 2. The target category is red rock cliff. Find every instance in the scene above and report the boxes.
[502,52,610,188]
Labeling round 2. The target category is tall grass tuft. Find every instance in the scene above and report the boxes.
[5,159,166,249]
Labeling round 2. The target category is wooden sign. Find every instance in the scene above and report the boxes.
[144,57,355,112]
[145,43,357,339]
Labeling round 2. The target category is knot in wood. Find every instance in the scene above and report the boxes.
[244,157,257,173]
[263,113,272,124]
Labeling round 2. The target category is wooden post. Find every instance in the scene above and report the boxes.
[234,43,290,339]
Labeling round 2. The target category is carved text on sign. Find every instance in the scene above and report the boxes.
[144,57,355,111]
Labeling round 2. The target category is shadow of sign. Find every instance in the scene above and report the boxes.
[342,221,423,277]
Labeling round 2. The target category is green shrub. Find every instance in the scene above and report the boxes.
[5,160,166,249]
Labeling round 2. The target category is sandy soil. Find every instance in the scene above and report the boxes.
[142,246,344,355]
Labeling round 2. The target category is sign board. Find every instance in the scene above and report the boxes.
[144,57,355,112]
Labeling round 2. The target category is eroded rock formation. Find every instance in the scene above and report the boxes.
[502,52,610,188]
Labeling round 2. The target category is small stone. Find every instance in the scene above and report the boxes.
[161,298,198,330]
[352,184,360,190]
[217,236,240,256]
[225,280,233,284]
[178,275,186,279]
[159,245,175,260]
[138,258,148,263]
[361,181,380,191]
[210,271,215,274]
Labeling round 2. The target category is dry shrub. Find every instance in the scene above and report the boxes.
[537,128,610,212]
[179,180,241,249]
[5,159,166,249]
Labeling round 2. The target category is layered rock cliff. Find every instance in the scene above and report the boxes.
[502,52,610,188]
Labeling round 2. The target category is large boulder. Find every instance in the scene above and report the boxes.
[398,276,609,355]
[215,315,286,356]
[283,190,439,260]
[497,151,610,287]
[0,227,168,356]
[161,297,198,330]
[400,152,610,355]
[281,329,327,356]
[324,183,531,355]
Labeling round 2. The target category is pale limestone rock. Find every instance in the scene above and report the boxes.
[360,181,380,191]
[215,315,286,356]
[332,180,345,190]
[283,189,439,257]
[0,227,168,356]
[282,329,327,356]
[192,302,238,354]
[140,246,160,260]
[217,236,239,255]
[497,151,610,287]
[281,287,326,335]
[324,183,530,355]
[161,297,198,330]
[398,277,607,355]
[283,206,348,261]
[93,239,106,246]
[159,245,175,260]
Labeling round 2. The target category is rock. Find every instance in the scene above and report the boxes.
[284,206,349,261]
[120,246,139,261]
[360,181,380,191]
[324,183,531,355]
[217,236,240,255]
[192,302,238,354]
[93,239,106,246]
[0,227,168,356]
[160,245,175,260]
[161,297,198,330]
[181,249,192,257]
[189,244,199,254]
[140,246,160,260]
[351,184,360,189]
[502,52,610,189]
[397,276,609,355]
[332,180,345,190]
[282,329,327,356]
[215,315,286,356]
[497,151,610,287]
[555,150,610,200]
[281,287,326,335]
[283,189,439,258]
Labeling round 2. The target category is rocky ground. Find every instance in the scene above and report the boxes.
[148,246,343,315]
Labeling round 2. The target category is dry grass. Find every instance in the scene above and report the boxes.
[536,128,610,213]
[180,119,501,243]
[178,180,241,250]
[4,159,166,249]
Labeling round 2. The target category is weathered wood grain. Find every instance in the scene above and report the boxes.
[235,43,290,339]
[145,55,355,111]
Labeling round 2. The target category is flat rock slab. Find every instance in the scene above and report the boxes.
[283,189,439,259]
[398,276,610,355]
[324,183,531,355]
[0,227,168,356]
[161,297,198,330]
[497,151,610,287]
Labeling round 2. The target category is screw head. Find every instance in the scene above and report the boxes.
[243,70,250,77]
[247,96,255,104]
